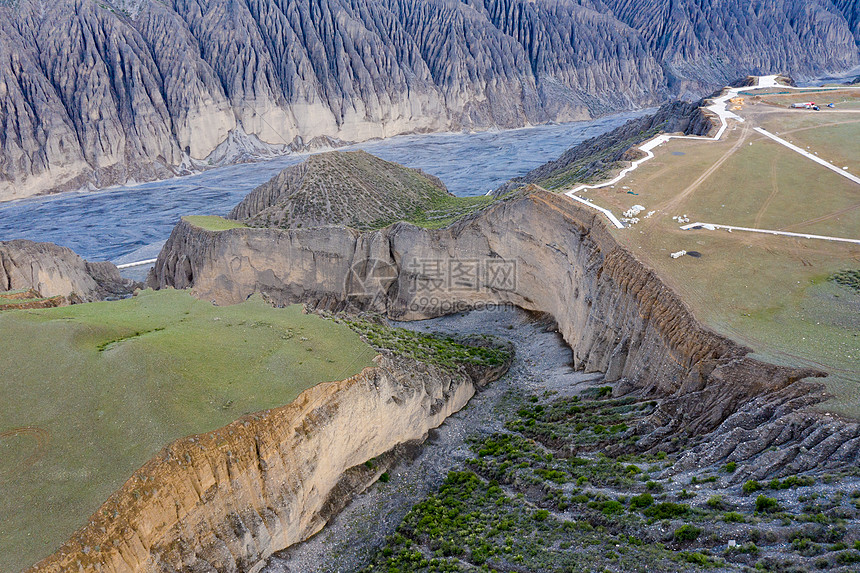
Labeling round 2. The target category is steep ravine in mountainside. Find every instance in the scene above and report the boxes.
[149,190,823,438]
[26,353,509,573]
[151,188,860,478]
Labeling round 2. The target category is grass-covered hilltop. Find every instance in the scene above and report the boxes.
[229,150,495,230]
[0,290,378,571]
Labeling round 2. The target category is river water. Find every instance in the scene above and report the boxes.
[0,111,648,264]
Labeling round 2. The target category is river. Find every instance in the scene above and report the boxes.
[0,111,649,265]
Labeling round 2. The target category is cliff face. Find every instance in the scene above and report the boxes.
[2,0,858,201]
[28,353,505,572]
[148,191,821,440]
[834,0,860,45]
[0,239,137,302]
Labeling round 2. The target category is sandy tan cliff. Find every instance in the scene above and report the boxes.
[27,352,506,572]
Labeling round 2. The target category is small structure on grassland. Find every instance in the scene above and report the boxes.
[670,250,687,259]
[790,102,819,111]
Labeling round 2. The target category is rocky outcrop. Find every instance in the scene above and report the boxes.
[229,150,451,229]
[0,288,64,310]
[27,351,507,573]
[2,0,859,201]
[672,379,860,480]
[0,240,137,302]
[148,190,823,442]
[834,0,860,46]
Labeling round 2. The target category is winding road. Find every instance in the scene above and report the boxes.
[564,75,860,243]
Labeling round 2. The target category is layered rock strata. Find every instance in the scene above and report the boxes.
[0,240,137,302]
[27,352,507,572]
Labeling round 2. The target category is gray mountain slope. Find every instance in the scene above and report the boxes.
[0,0,857,201]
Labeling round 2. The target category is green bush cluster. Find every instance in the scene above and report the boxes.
[755,495,780,513]
[674,524,702,542]
[360,469,681,572]
[743,475,814,495]
[643,502,690,520]
[629,493,654,510]
[345,320,511,370]
[829,269,860,293]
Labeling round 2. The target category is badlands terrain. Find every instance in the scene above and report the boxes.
[1,0,860,200]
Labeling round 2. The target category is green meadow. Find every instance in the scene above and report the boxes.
[0,289,376,571]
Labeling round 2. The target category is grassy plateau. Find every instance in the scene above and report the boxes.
[554,96,860,417]
[183,214,248,231]
[0,289,376,571]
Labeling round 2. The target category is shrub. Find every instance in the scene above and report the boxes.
[601,500,625,516]
[674,524,702,542]
[723,512,745,523]
[707,495,728,511]
[644,502,690,520]
[723,461,737,473]
[646,480,663,492]
[629,493,654,510]
[779,475,815,489]
[835,551,860,564]
[533,509,550,521]
[755,494,780,513]
[680,551,710,565]
[728,542,759,555]
[792,537,823,557]
[743,480,762,494]
[378,472,390,483]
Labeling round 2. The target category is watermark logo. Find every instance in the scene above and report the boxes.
[347,256,518,313]
[347,257,399,296]
[404,257,517,294]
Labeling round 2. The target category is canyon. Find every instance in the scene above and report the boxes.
[25,352,509,572]
[147,190,830,450]
[12,144,859,570]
